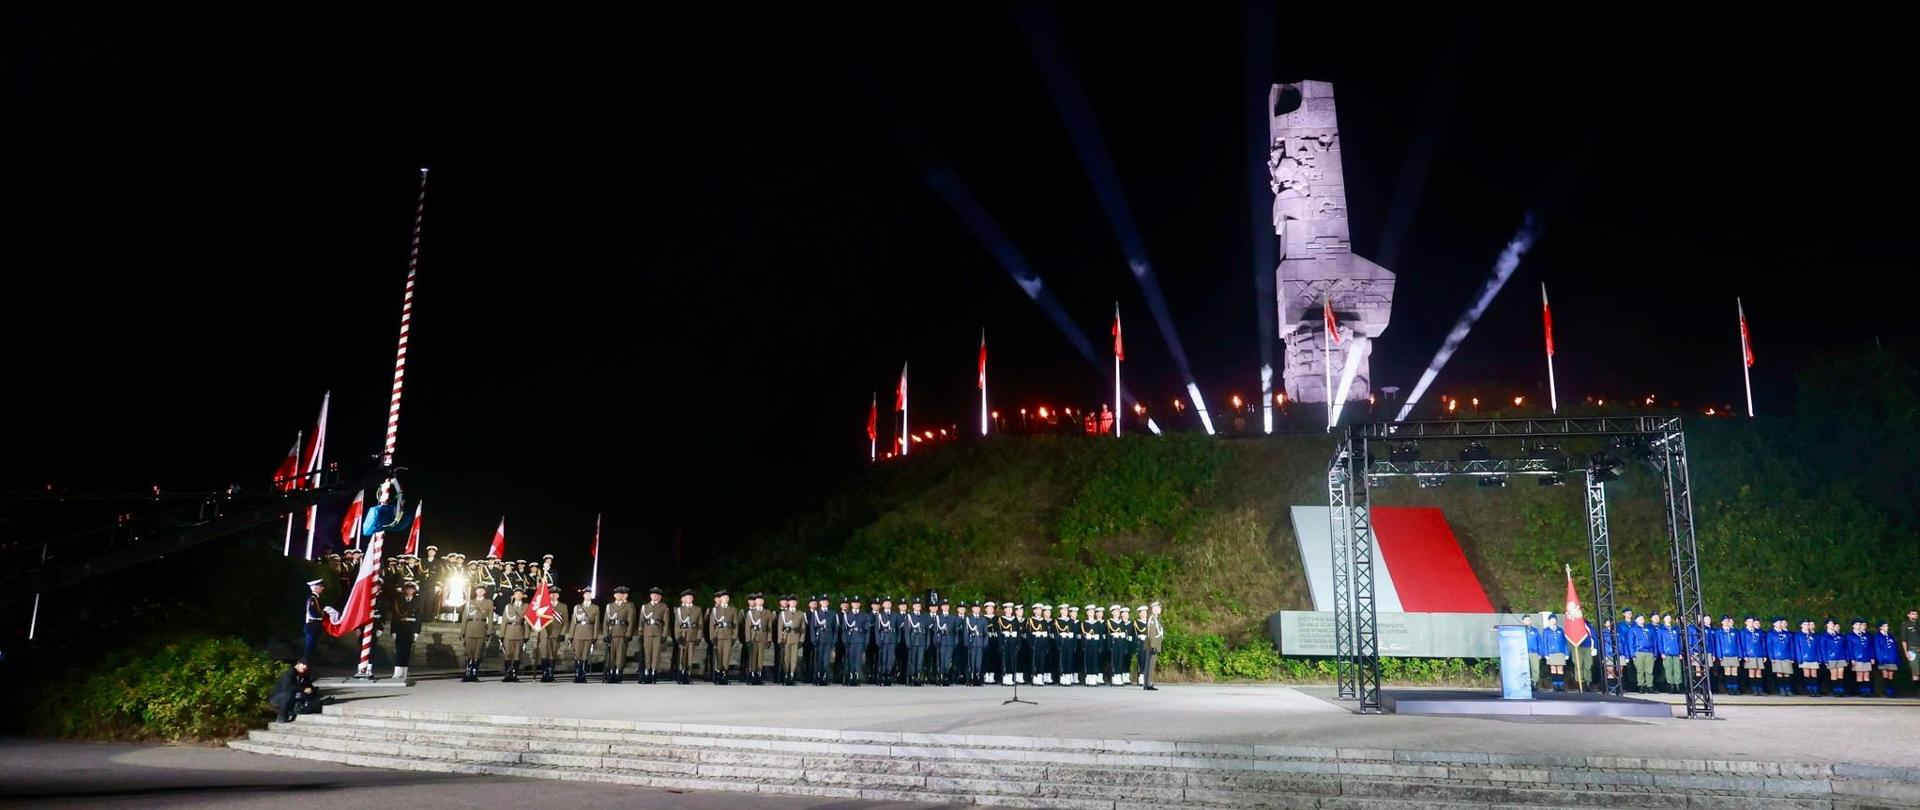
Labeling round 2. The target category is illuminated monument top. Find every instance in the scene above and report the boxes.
[1270,80,1395,407]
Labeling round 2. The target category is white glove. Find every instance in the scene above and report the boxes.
[1908,650,1916,662]
[323,606,341,620]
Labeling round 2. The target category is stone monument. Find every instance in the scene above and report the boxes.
[1270,80,1395,406]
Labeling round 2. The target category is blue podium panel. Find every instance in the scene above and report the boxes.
[1495,625,1533,700]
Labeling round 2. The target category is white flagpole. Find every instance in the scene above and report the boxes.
[1113,303,1122,437]
[901,362,910,456]
[1324,300,1335,433]
[1740,297,1754,417]
[1544,284,1559,415]
[283,429,302,556]
[27,543,47,640]
[870,392,878,461]
[303,392,329,560]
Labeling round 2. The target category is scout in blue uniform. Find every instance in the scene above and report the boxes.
[1689,615,1714,685]
[1764,617,1796,695]
[1710,615,1741,693]
[1540,613,1571,691]
[1874,621,1903,698]
[1847,619,1875,696]
[965,601,989,685]
[1821,618,1849,696]
[1794,619,1825,697]
[874,597,899,686]
[1628,614,1656,693]
[1655,614,1683,693]
[1521,614,1542,688]
[1737,616,1767,689]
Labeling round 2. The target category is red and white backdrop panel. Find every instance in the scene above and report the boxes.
[1289,506,1494,613]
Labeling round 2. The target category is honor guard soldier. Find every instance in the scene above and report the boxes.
[540,554,557,586]
[894,600,911,683]
[904,597,931,685]
[1133,605,1151,684]
[868,600,886,682]
[743,593,773,684]
[1082,605,1107,685]
[1029,604,1054,685]
[1113,606,1138,685]
[1020,603,1045,685]
[874,596,899,686]
[533,591,567,682]
[925,599,951,685]
[388,580,424,682]
[981,602,1000,683]
[459,584,495,682]
[777,594,805,685]
[965,601,989,685]
[998,602,1029,683]
[1055,604,1078,685]
[603,586,637,683]
[501,587,531,682]
[841,596,871,685]
[1007,604,1027,683]
[639,587,669,683]
[303,579,334,662]
[807,594,835,685]
[568,588,602,683]
[671,589,704,684]
[1104,605,1130,685]
[1141,601,1166,690]
[706,591,739,684]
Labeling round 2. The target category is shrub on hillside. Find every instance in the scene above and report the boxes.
[1056,436,1224,547]
[31,635,281,741]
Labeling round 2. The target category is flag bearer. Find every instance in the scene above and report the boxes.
[532,592,567,683]
[500,587,531,682]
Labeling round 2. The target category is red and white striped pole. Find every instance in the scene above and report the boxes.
[359,168,428,678]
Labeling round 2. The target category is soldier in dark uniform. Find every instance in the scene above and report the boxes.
[808,594,836,686]
[903,597,931,685]
[892,600,909,683]
[302,579,333,662]
[533,592,567,682]
[1112,606,1138,685]
[602,586,637,683]
[459,584,494,682]
[500,587,531,682]
[540,554,557,587]
[874,596,899,686]
[388,580,424,682]
[1022,603,1048,686]
[1006,603,1026,683]
[1055,604,1079,685]
[777,594,804,685]
[841,596,870,685]
[965,600,989,686]
[672,589,704,684]
[1080,604,1104,686]
[708,590,739,685]
[568,587,601,683]
[638,587,669,683]
[931,599,958,685]
[994,602,1020,685]
[1131,604,1150,685]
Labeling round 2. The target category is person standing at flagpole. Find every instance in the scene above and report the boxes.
[1738,297,1756,417]
[1542,283,1559,415]
[1111,304,1123,437]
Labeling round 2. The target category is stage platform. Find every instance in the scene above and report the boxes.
[1381,688,1671,718]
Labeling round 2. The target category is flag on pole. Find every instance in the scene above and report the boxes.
[1560,564,1591,647]
[1111,306,1125,360]
[323,528,386,637]
[1323,296,1341,344]
[589,513,601,596]
[301,392,330,559]
[866,395,878,443]
[978,330,988,389]
[1738,298,1754,368]
[273,436,301,492]
[895,364,908,411]
[339,490,365,549]
[1542,284,1555,357]
[404,501,422,556]
[488,517,507,559]
[528,576,557,633]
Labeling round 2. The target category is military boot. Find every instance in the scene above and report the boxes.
[573,660,588,683]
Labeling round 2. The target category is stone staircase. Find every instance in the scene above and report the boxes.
[231,706,1920,809]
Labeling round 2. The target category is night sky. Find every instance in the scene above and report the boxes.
[4,6,1912,579]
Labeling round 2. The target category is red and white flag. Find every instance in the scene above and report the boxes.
[528,576,557,633]
[1112,306,1125,360]
[404,500,422,556]
[1738,297,1754,368]
[1560,564,1591,647]
[894,364,908,411]
[866,394,878,443]
[339,490,365,549]
[273,436,301,492]
[323,528,385,637]
[1323,297,1341,345]
[488,516,507,559]
[300,392,330,559]
[978,330,988,389]
[1542,284,1556,357]
[589,513,601,596]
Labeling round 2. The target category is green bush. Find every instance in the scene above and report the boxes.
[1220,641,1282,680]
[31,635,281,741]
[1056,435,1225,547]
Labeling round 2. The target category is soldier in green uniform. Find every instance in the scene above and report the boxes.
[638,586,669,683]
[533,592,567,682]
[777,594,804,685]
[1141,600,1165,690]
[708,590,739,685]
[459,584,495,682]
[568,587,601,683]
[387,579,424,682]
[499,587,532,682]
[602,586,637,683]
[741,593,772,685]
[672,589,704,684]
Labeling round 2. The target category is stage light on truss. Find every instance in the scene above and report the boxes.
[1388,443,1421,463]
[1589,453,1626,483]
[1479,476,1509,488]
[1539,474,1566,487]
[1367,475,1389,488]
[1459,441,1492,461]
[1417,476,1446,489]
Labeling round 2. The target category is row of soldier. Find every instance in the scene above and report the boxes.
[453,586,1167,689]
